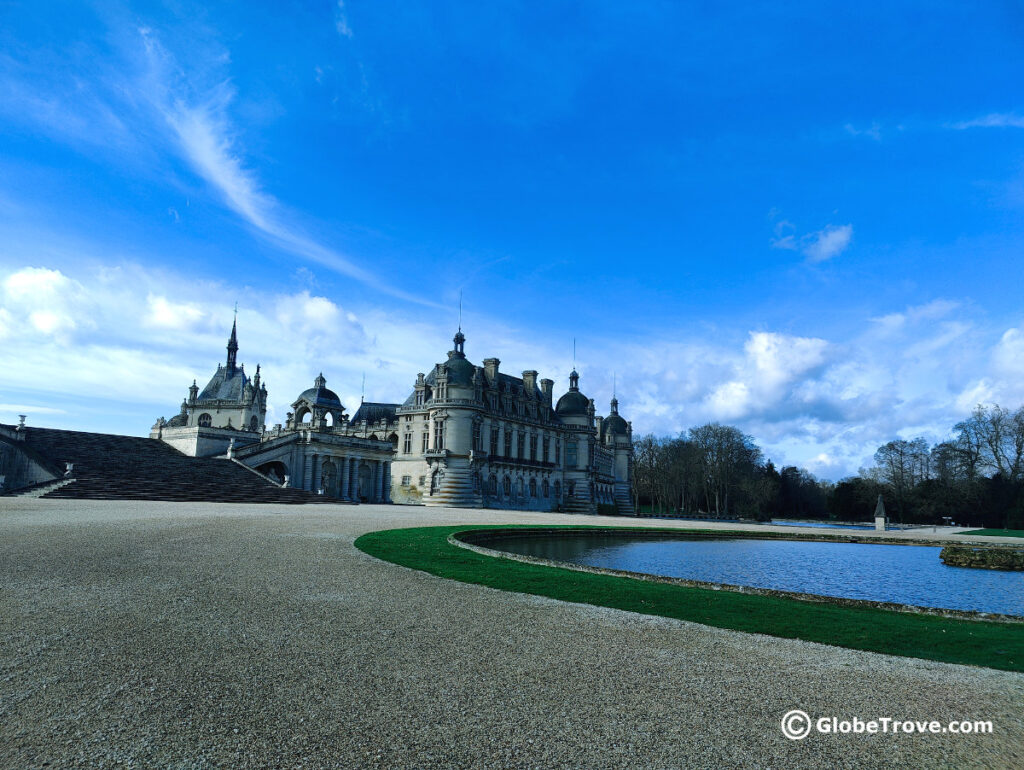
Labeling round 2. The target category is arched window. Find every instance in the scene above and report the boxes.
[503,475,512,496]
[198,413,212,427]
[249,415,258,432]
[489,474,498,495]
[517,478,525,497]
[542,479,549,497]
[529,478,537,498]
[554,480,561,499]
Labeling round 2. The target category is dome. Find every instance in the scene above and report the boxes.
[602,413,628,436]
[444,352,476,387]
[556,390,590,416]
[296,373,343,408]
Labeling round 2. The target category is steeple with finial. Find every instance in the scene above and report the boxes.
[453,289,466,356]
[611,372,619,414]
[226,304,239,374]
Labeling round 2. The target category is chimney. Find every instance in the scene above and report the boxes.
[483,357,500,382]
[595,415,604,438]
[522,370,538,394]
[540,379,553,405]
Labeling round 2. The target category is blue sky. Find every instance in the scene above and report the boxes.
[2,1,1024,479]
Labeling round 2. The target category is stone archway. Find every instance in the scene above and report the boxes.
[321,459,338,497]
[358,463,373,502]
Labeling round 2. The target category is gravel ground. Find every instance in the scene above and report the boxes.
[1,499,1021,769]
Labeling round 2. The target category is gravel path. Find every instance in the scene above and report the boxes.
[1,499,1021,769]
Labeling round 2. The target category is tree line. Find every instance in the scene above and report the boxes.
[631,424,824,520]
[632,404,1024,528]
[847,404,1024,529]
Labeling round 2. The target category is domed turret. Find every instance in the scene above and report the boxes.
[556,369,590,416]
[298,372,344,408]
[601,396,628,437]
[443,329,476,386]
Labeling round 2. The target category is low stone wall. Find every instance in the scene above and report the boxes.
[940,546,1024,571]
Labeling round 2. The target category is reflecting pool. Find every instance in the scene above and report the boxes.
[488,533,1024,616]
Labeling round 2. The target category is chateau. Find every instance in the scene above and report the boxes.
[154,322,635,513]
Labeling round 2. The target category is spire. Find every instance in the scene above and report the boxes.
[611,371,618,413]
[226,311,239,373]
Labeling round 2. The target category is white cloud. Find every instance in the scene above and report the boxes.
[802,224,853,263]
[770,220,853,263]
[843,122,881,141]
[145,295,206,330]
[952,113,1024,130]
[335,1,353,38]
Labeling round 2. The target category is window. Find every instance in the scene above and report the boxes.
[401,475,411,487]
[542,436,550,462]
[403,433,412,454]
[567,441,578,468]
[415,391,424,406]
[503,475,512,496]
[489,424,499,456]
[554,480,561,499]
[473,421,482,451]
[249,416,258,431]
[542,479,549,497]
[517,431,525,460]
[568,481,576,497]
[529,478,537,497]
[504,429,512,458]
[419,475,426,487]
[529,435,537,461]
[433,420,445,451]
[422,432,429,453]
[555,439,561,464]
[198,413,212,427]
[488,474,498,495]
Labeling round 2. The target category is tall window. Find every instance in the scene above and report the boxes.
[568,481,576,497]
[489,423,499,456]
[415,391,424,406]
[529,435,537,461]
[403,433,412,454]
[555,439,561,464]
[504,429,512,458]
[542,479,549,497]
[567,441,578,468]
[433,420,445,451]
[529,478,537,498]
[473,421,482,451]
[198,413,212,427]
[542,436,550,462]
[422,431,429,453]
[517,431,525,460]
[503,475,511,496]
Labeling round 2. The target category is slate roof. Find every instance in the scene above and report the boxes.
[197,366,249,402]
[351,402,399,425]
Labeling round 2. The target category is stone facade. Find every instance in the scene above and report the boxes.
[151,322,633,511]
[352,330,634,514]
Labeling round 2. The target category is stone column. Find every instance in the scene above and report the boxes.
[340,455,350,501]
[311,453,319,494]
[383,462,391,503]
[375,460,385,502]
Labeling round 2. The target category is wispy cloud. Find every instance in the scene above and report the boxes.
[843,122,881,141]
[335,1,353,38]
[803,223,853,262]
[771,220,853,263]
[134,29,436,307]
[952,113,1024,130]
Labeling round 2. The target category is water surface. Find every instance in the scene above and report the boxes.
[489,533,1024,616]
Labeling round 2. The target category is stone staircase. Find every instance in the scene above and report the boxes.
[423,461,482,508]
[613,483,635,516]
[3,426,331,504]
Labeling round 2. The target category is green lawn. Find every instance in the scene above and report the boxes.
[354,524,1024,672]
[959,529,1024,538]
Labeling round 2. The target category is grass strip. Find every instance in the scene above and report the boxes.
[354,524,1024,672]
[959,528,1024,538]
